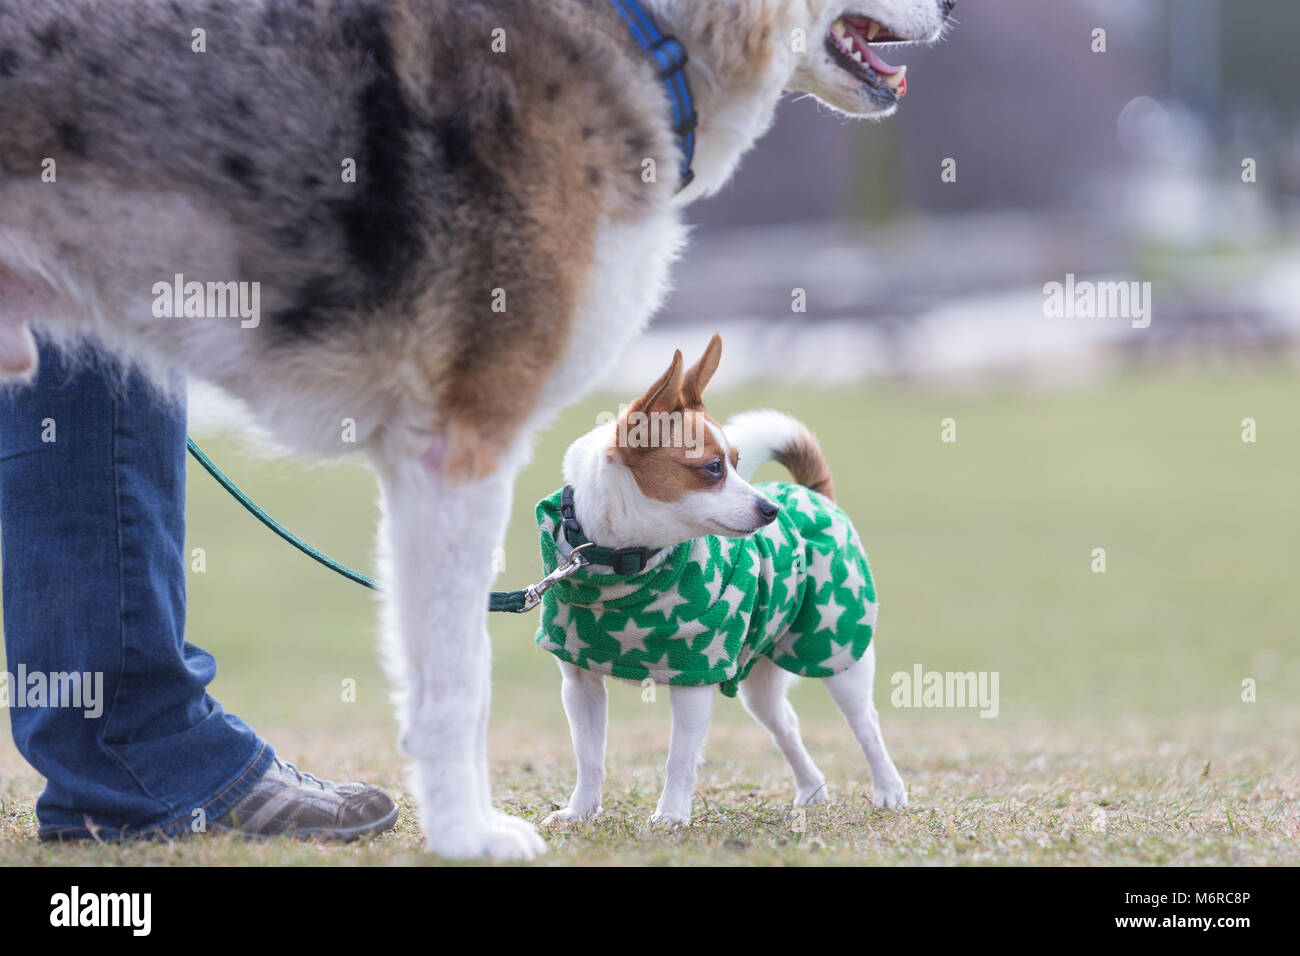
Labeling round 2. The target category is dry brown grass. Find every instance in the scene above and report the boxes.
[3,714,1294,866]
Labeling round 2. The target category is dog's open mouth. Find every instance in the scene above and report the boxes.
[826,14,910,101]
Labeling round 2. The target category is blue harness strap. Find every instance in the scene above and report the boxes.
[608,0,698,190]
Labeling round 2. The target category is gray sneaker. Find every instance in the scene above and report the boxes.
[211,756,399,841]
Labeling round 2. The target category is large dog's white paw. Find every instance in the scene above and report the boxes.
[794,781,831,806]
[542,801,601,826]
[491,811,549,855]
[424,813,547,861]
[873,776,908,810]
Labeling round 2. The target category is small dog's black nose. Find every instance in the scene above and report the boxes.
[758,500,780,523]
[940,0,956,17]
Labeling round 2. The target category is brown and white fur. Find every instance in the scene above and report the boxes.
[0,0,951,858]
[545,335,905,825]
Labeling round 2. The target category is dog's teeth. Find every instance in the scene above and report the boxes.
[867,22,881,41]
[831,20,847,37]
[884,65,907,89]
[852,50,863,62]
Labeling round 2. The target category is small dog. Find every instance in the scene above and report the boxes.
[535,335,905,824]
[0,0,950,857]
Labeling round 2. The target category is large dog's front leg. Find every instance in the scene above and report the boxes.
[374,446,545,860]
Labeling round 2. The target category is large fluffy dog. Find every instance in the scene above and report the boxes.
[0,0,953,858]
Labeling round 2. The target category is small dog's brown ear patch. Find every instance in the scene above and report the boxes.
[681,333,722,409]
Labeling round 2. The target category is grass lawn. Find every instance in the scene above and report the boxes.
[2,364,1297,865]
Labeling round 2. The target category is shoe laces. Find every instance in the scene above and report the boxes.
[274,756,329,791]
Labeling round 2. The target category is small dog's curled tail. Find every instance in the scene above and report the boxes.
[724,409,836,502]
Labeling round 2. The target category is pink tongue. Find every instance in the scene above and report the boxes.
[860,39,901,75]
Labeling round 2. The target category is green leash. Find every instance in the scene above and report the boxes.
[185,437,588,613]
[186,438,377,590]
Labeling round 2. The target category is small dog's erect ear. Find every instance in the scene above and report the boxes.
[681,333,722,409]
[630,349,684,415]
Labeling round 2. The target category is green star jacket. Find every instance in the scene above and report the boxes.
[534,482,877,697]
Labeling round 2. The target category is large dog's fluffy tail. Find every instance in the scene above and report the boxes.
[724,409,836,502]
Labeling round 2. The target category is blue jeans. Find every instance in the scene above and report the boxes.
[0,341,274,840]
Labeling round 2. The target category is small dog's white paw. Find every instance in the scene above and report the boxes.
[542,802,601,826]
[649,810,691,828]
[873,777,908,810]
[794,781,831,806]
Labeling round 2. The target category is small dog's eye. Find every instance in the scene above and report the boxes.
[704,459,724,477]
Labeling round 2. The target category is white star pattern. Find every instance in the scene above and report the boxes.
[604,616,655,655]
[812,593,847,637]
[768,579,792,617]
[551,602,589,659]
[700,559,724,605]
[549,599,570,630]
[790,489,820,522]
[675,618,710,644]
[827,519,849,549]
[842,559,867,596]
[596,576,644,601]
[644,585,689,620]
[559,625,588,660]
[818,638,858,673]
[716,582,748,617]
[639,647,681,682]
[694,628,733,669]
[807,548,835,589]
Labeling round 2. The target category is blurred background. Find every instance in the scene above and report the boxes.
[642,0,1300,388]
[3,0,1297,854]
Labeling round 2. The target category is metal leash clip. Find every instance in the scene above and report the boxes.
[520,543,593,612]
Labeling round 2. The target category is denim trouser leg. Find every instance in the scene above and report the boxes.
[0,342,273,840]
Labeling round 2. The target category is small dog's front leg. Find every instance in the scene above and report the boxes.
[544,661,607,824]
[651,685,714,826]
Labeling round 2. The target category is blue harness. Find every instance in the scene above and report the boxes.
[608,0,698,190]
